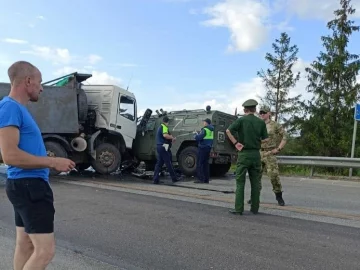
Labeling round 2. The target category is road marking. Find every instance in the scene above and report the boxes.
[57,178,360,222]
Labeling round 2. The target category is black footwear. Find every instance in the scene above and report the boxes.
[153,180,164,184]
[275,192,285,206]
[250,209,258,214]
[229,209,243,215]
[172,177,182,183]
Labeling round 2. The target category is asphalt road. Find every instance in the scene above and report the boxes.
[1,181,360,270]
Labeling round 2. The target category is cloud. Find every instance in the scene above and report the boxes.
[53,67,122,86]
[20,45,72,64]
[2,38,28,44]
[87,54,102,65]
[202,0,271,52]
[87,71,122,85]
[138,58,311,116]
[36,15,45,20]
[283,0,360,21]
[200,0,360,53]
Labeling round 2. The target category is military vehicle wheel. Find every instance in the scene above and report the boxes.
[178,146,198,177]
[91,143,121,175]
[210,163,231,177]
[45,141,68,176]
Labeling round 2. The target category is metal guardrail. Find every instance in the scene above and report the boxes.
[277,156,360,176]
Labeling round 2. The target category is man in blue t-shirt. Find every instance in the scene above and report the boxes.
[152,116,181,184]
[0,61,75,270]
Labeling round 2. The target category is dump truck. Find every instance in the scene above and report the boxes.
[132,106,238,177]
[0,72,152,176]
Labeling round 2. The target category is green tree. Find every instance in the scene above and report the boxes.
[299,0,360,157]
[257,32,301,131]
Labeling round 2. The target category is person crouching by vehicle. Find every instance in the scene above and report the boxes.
[194,118,214,184]
[153,116,181,184]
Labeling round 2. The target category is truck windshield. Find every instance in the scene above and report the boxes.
[119,95,136,121]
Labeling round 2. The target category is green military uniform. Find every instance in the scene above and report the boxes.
[247,105,286,206]
[227,99,268,214]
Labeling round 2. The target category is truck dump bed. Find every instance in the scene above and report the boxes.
[0,83,79,134]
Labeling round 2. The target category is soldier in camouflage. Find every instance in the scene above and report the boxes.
[247,105,287,206]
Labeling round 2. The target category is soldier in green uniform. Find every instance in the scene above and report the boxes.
[247,105,287,206]
[226,99,269,215]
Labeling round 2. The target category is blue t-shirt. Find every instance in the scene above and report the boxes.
[0,97,49,181]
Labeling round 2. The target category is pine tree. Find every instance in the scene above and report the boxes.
[257,32,301,131]
[299,0,360,157]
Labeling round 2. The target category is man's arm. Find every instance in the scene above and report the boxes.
[226,119,239,144]
[0,126,55,169]
[277,124,287,150]
[194,129,205,141]
[260,122,269,143]
[226,129,237,145]
[161,125,174,140]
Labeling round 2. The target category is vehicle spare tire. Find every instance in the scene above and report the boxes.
[77,88,88,122]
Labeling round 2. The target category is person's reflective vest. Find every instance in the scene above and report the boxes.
[203,127,214,140]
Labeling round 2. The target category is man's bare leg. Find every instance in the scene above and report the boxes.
[22,233,55,270]
[14,227,34,270]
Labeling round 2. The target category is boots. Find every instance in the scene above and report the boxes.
[248,193,285,206]
[275,192,285,206]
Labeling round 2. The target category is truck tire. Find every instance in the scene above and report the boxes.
[210,163,231,177]
[77,88,88,122]
[91,143,121,175]
[178,146,198,177]
[45,141,68,176]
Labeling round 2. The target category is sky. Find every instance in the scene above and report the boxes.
[1,0,360,116]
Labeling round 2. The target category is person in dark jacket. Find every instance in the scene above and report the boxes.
[194,118,214,183]
[153,116,181,184]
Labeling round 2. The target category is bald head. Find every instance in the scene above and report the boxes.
[8,61,40,86]
[7,61,43,103]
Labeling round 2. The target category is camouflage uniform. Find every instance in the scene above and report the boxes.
[247,105,286,206]
[260,119,286,192]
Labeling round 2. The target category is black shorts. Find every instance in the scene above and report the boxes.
[6,178,55,234]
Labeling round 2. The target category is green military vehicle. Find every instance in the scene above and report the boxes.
[132,106,238,177]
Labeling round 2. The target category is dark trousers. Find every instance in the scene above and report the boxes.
[196,147,211,183]
[153,145,177,183]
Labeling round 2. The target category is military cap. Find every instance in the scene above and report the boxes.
[242,99,258,107]
[260,105,270,113]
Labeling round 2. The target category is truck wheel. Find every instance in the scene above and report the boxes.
[91,143,121,174]
[210,163,231,177]
[178,146,198,177]
[45,141,68,176]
